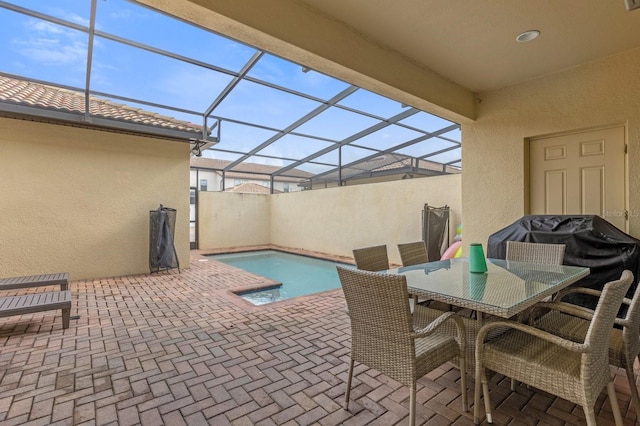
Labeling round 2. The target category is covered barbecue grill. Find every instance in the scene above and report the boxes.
[487,215,640,310]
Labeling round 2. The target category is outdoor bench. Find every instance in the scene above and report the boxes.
[0,272,72,329]
[0,272,69,291]
[0,291,72,328]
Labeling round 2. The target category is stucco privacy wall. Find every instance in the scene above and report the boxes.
[462,47,640,250]
[198,191,271,248]
[0,118,190,280]
[271,175,461,265]
[198,174,461,264]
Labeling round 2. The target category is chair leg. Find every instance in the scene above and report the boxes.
[482,377,492,424]
[459,356,468,412]
[607,381,624,426]
[409,383,416,426]
[344,358,354,410]
[624,363,640,420]
[473,368,481,424]
[584,407,597,426]
[473,377,482,425]
[474,366,492,424]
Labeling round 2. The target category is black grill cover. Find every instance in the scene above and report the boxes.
[149,205,180,273]
[487,215,640,310]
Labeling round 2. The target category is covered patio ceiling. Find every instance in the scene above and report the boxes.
[0,0,462,188]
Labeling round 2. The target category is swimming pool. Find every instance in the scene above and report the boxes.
[209,250,351,304]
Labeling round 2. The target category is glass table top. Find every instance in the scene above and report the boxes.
[387,258,590,318]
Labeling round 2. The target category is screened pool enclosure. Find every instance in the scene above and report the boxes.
[0,0,462,189]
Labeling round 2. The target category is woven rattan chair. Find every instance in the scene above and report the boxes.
[504,240,567,389]
[337,266,468,425]
[352,244,423,310]
[505,241,566,264]
[397,240,454,309]
[473,270,633,425]
[352,245,389,271]
[398,241,429,266]
[530,271,640,419]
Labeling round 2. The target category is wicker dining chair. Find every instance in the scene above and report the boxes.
[530,271,640,420]
[397,241,429,266]
[474,270,633,426]
[337,266,468,426]
[505,240,566,264]
[397,240,453,309]
[504,240,567,389]
[352,244,423,310]
[352,244,389,271]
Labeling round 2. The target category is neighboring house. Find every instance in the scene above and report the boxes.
[190,155,457,192]
[190,157,312,193]
[304,153,461,189]
[226,182,283,194]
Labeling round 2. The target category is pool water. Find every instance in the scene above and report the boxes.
[209,250,351,305]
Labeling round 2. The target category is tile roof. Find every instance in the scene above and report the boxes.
[0,75,203,134]
[190,157,313,180]
[225,182,282,194]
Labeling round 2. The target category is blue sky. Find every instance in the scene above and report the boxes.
[0,0,461,174]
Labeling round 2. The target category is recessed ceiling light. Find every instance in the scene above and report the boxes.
[516,30,540,42]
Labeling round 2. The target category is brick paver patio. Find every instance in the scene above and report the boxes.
[0,249,638,425]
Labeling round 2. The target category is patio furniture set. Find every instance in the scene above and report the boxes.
[1,240,639,425]
[343,241,639,426]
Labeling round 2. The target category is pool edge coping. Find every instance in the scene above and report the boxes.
[198,246,350,308]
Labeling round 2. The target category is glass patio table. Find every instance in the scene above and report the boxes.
[388,257,590,321]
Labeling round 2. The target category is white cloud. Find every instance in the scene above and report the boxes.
[252,156,285,168]
[18,41,86,66]
[65,12,90,27]
[12,19,87,66]
[42,6,91,27]
[108,9,132,20]
[28,20,66,34]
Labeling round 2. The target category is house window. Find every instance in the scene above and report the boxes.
[283,183,290,192]
[262,181,270,187]
[200,179,207,191]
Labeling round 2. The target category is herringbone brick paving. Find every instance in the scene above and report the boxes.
[0,249,638,425]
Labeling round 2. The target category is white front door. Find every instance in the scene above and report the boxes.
[529,126,627,230]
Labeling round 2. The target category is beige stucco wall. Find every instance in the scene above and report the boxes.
[198,191,271,248]
[271,175,461,264]
[198,174,461,264]
[463,47,640,251]
[0,118,190,280]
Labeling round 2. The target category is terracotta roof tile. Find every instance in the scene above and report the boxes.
[225,182,282,194]
[0,75,202,133]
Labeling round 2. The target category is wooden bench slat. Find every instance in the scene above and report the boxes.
[0,272,69,291]
[0,291,72,329]
[6,295,23,310]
